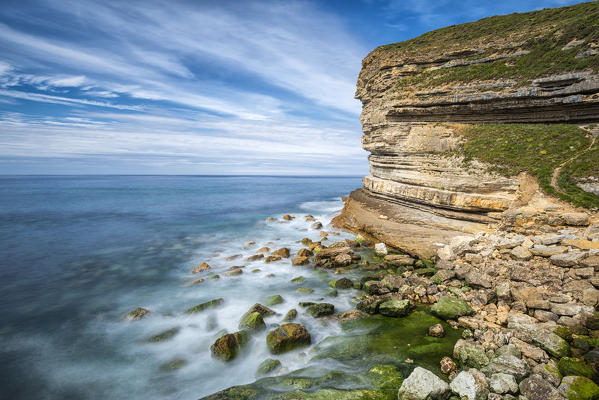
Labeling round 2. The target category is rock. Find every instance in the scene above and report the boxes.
[333,253,352,267]
[451,235,477,255]
[224,267,243,276]
[582,255,599,269]
[266,323,311,354]
[496,282,512,302]
[562,239,599,250]
[535,309,559,322]
[306,303,334,318]
[397,367,450,400]
[244,241,256,248]
[465,271,492,289]
[550,252,586,267]
[511,246,533,260]
[159,358,187,372]
[145,327,180,343]
[532,361,562,387]
[530,245,568,257]
[291,256,310,265]
[257,247,270,253]
[450,369,489,400]
[301,238,313,246]
[428,323,445,338]
[271,248,290,258]
[510,337,547,362]
[297,248,313,257]
[126,307,149,320]
[282,214,294,221]
[374,243,388,256]
[296,287,314,294]
[379,299,413,317]
[558,376,599,400]
[551,303,582,317]
[558,357,594,379]
[338,309,368,322]
[291,276,305,284]
[192,262,211,273]
[225,254,242,261]
[265,295,284,306]
[246,254,264,262]
[238,312,266,332]
[246,303,275,317]
[329,278,353,289]
[490,373,518,394]
[184,298,224,314]
[483,354,531,381]
[256,358,281,376]
[440,356,457,375]
[265,217,277,222]
[311,221,323,229]
[431,296,475,320]
[457,341,490,369]
[282,309,297,322]
[357,296,386,314]
[563,212,590,226]
[507,313,570,358]
[385,254,415,266]
[211,331,249,361]
[264,255,281,263]
[519,374,563,400]
[364,280,391,295]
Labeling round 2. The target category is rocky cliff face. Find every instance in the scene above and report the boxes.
[336,1,599,258]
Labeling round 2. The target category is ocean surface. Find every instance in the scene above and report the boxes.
[0,175,363,399]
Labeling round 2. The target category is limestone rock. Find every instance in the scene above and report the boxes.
[450,369,489,400]
[519,374,563,400]
[397,367,450,400]
[489,373,518,394]
[558,376,599,400]
[374,242,388,256]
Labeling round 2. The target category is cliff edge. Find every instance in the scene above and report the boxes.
[335,1,599,258]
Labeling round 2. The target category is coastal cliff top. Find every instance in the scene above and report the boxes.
[359,1,599,92]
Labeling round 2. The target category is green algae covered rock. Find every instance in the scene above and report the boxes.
[145,327,180,343]
[431,296,474,320]
[210,330,250,361]
[378,299,412,317]
[266,323,311,354]
[457,342,489,369]
[126,307,150,320]
[184,298,224,314]
[558,357,595,379]
[296,287,314,294]
[282,309,297,322]
[239,311,266,332]
[159,358,187,372]
[558,376,599,400]
[306,303,334,318]
[257,358,282,376]
[265,294,284,306]
[367,364,404,390]
[329,278,353,289]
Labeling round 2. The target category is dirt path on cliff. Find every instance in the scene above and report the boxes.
[550,133,597,194]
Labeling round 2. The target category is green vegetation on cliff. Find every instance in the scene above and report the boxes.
[456,123,599,208]
[386,1,599,89]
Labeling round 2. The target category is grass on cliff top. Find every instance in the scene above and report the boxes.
[457,124,599,209]
[387,1,599,89]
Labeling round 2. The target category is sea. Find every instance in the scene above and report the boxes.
[0,175,363,399]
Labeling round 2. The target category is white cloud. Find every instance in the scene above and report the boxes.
[0,89,141,110]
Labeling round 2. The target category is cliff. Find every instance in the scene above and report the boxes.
[335,1,599,258]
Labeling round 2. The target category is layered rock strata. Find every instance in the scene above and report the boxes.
[336,2,599,258]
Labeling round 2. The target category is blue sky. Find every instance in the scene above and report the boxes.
[0,0,583,175]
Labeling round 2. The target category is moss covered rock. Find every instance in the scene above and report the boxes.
[296,287,314,294]
[265,295,284,306]
[329,278,353,289]
[283,309,297,322]
[184,298,224,314]
[558,376,599,400]
[257,358,282,376]
[159,358,187,372]
[239,311,266,332]
[210,330,250,362]
[378,299,413,317]
[558,357,595,379]
[306,303,334,318]
[145,327,180,343]
[266,323,311,354]
[126,307,150,320]
[431,296,474,320]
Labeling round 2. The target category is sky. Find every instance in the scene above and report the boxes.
[0,0,585,175]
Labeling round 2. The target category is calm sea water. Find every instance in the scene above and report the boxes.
[0,175,362,399]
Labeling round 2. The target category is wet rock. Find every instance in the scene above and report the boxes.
[224,267,243,276]
[257,247,270,253]
[291,256,310,265]
[357,296,387,314]
[379,299,413,317]
[297,248,313,257]
[558,376,599,400]
[397,367,449,400]
[490,373,518,394]
[246,303,275,317]
[306,303,334,318]
[266,323,311,354]
[329,277,353,289]
[311,221,323,229]
[184,298,224,314]
[291,276,305,284]
[441,357,457,375]
[246,254,264,262]
[450,369,489,400]
[482,354,530,381]
[265,295,284,306]
[184,277,205,286]
[238,311,266,332]
[145,327,180,343]
[159,358,187,372]
[301,238,313,246]
[428,323,445,338]
[272,248,290,258]
[296,287,314,294]
[374,242,387,256]
[126,307,149,320]
[210,331,249,361]
[225,254,242,261]
[192,262,211,274]
[265,217,277,222]
[431,296,474,320]
[244,241,256,248]
[338,310,368,322]
[364,280,391,295]
[282,309,297,322]
[256,358,281,376]
[282,214,294,221]
[519,374,562,400]
[264,255,282,263]
[333,253,352,267]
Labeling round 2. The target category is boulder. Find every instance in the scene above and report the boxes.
[450,369,489,400]
[558,376,599,400]
[238,311,266,332]
[246,303,275,317]
[297,248,313,257]
[272,248,290,258]
[282,309,297,322]
[431,296,474,320]
[264,255,281,263]
[333,253,352,267]
[291,256,309,265]
[311,221,323,229]
[265,295,284,306]
[428,323,445,338]
[519,374,563,400]
[558,357,594,379]
[306,303,334,318]
[456,341,490,369]
[489,373,518,394]
[192,262,211,273]
[374,242,387,256]
[266,323,311,354]
[397,367,450,400]
[364,280,391,295]
[246,254,264,262]
[532,361,562,388]
[531,245,568,257]
[379,299,413,317]
[384,254,415,266]
[482,354,530,381]
[210,331,249,361]
[329,277,353,289]
[282,214,294,221]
